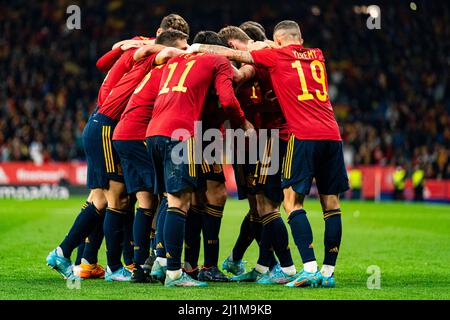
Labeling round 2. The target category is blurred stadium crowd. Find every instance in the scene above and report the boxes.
[0,0,448,179]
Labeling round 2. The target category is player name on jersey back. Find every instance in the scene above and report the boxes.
[251,44,341,141]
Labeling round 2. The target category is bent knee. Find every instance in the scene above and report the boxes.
[207,183,227,206]
[136,192,155,209]
[108,194,129,210]
[89,189,107,210]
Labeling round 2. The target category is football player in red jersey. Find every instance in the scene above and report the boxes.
[92,15,189,280]
[45,44,146,281]
[47,14,190,281]
[190,20,349,288]
[96,14,190,74]
[45,30,188,282]
[179,31,231,283]
[146,37,253,287]
[90,30,189,282]
[215,26,297,285]
[111,31,188,283]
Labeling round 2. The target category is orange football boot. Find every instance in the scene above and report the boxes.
[125,263,134,273]
[79,263,105,279]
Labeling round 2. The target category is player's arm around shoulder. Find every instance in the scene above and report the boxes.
[189,43,255,64]
[133,44,167,62]
[112,37,155,50]
[154,47,186,65]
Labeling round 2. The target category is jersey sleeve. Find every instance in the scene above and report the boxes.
[96,47,123,73]
[213,57,246,125]
[136,52,158,74]
[122,49,137,70]
[96,35,148,72]
[98,48,136,75]
[250,48,277,69]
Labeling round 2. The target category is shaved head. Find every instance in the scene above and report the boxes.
[273,20,303,46]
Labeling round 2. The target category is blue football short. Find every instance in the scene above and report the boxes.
[113,140,154,194]
[83,110,123,189]
[146,135,198,195]
[281,135,349,195]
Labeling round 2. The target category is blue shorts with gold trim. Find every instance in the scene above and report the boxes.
[113,140,154,194]
[82,111,123,189]
[253,136,287,203]
[281,135,349,195]
[146,135,197,195]
[198,159,226,190]
[232,162,257,200]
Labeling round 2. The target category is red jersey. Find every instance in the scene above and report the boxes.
[235,79,262,130]
[147,53,245,140]
[254,67,289,141]
[251,44,341,141]
[113,64,165,141]
[97,49,136,107]
[96,36,153,73]
[99,53,157,121]
[96,47,124,73]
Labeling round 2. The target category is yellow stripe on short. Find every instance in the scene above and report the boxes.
[258,138,271,184]
[107,126,115,173]
[284,134,295,179]
[262,138,273,184]
[187,139,191,177]
[258,140,268,184]
[188,138,196,177]
[283,135,290,178]
[288,135,294,178]
[102,126,111,173]
[253,161,260,179]
[201,160,210,174]
[103,126,115,173]
[192,139,196,177]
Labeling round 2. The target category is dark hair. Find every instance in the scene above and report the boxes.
[218,26,251,43]
[239,24,267,41]
[239,21,265,35]
[273,20,301,37]
[160,13,190,35]
[193,31,225,46]
[155,29,188,47]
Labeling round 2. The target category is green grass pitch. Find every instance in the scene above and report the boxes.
[0,197,449,300]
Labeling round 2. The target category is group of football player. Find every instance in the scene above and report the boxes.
[46,13,349,288]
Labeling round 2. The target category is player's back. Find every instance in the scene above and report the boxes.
[148,53,231,139]
[252,44,340,141]
[114,65,165,141]
[98,53,157,121]
[97,48,137,107]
